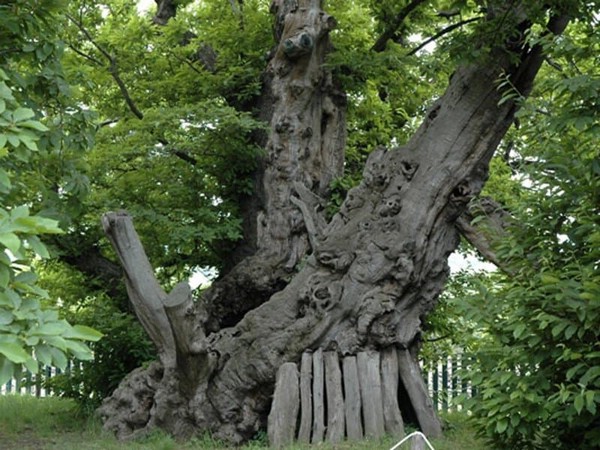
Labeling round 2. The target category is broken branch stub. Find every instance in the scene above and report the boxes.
[101,211,206,371]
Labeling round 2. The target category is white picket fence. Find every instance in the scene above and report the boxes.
[1,361,82,397]
[1,354,475,405]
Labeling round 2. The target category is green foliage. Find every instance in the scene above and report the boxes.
[0,1,102,386]
[453,18,600,449]
[45,302,154,410]
[36,261,154,409]
[59,1,269,275]
[87,101,264,274]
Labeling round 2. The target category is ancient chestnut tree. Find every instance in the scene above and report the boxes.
[87,0,578,443]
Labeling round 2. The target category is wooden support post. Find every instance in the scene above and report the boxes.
[268,362,300,448]
[397,349,443,438]
[297,352,313,443]
[357,351,385,439]
[343,356,363,440]
[311,348,325,444]
[381,348,405,438]
[411,433,427,450]
[324,351,345,443]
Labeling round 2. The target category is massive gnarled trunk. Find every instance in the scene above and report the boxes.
[98,1,569,444]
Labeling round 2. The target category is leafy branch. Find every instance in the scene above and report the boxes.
[406,16,482,56]
[371,0,428,52]
[66,13,144,120]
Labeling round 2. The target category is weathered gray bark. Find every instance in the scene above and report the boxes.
[202,0,346,330]
[98,1,570,444]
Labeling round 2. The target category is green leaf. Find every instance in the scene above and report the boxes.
[580,367,600,386]
[26,236,50,258]
[551,322,568,338]
[0,232,21,254]
[0,265,9,289]
[25,335,39,346]
[540,274,560,284]
[64,340,93,360]
[19,120,48,132]
[19,135,38,151]
[513,323,526,339]
[23,357,38,374]
[0,357,15,386]
[14,216,62,234]
[15,271,37,284]
[44,335,67,351]
[0,82,13,100]
[0,309,13,325]
[12,108,35,122]
[32,321,69,336]
[35,345,53,366]
[574,393,584,414]
[64,324,103,341]
[585,391,597,415]
[495,418,508,433]
[0,342,29,363]
[11,205,29,219]
[564,324,578,339]
[49,347,67,370]
[0,168,11,192]
[6,134,20,148]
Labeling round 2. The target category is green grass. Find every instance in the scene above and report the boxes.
[0,396,488,449]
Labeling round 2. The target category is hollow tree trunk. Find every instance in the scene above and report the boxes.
[98,1,569,444]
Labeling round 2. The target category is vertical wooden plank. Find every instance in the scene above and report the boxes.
[357,351,385,438]
[297,352,313,443]
[267,362,300,448]
[324,351,345,443]
[397,349,443,438]
[311,348,325,444]
[381,348,405,438]
[342,356,363,440]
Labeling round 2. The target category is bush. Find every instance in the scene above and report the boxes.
[45,300,155,410]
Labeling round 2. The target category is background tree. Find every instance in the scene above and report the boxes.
[450,17,600,448]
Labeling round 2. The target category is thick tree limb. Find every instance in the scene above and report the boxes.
[455,197,514,275]
[371,0,428,52]
[101,211,207,371]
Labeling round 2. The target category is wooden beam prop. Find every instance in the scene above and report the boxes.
[268,363,300,448]
[397,349,442,438]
